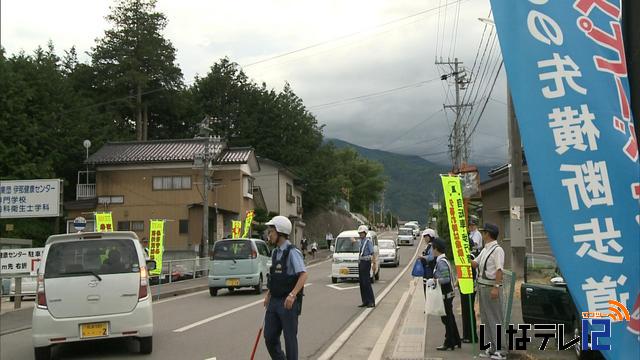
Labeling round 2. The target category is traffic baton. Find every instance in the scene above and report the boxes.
[250,317,265,360]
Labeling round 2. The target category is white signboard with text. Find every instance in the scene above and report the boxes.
[0,248,44,275]
[0,179,62,218]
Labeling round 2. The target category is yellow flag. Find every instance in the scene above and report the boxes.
[232,220,242,239]
[441,175,474,294]
[149,220,165,276]
[242,210,255,238]
[95,212,114,232]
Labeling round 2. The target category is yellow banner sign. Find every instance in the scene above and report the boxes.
[149,220,165,276]
[95,212,113,232]
[242,210,255,238]
[232,220,242,239]
[441,175,474,294]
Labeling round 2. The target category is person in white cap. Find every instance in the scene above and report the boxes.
[263,216,307,360]
[352,225,375,308]
[419,228,437,296]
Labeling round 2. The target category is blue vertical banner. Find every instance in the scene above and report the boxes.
[490,1,639,359]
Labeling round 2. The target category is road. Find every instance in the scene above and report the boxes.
[1,232,421,360]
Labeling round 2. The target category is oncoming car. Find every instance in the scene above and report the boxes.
[331,230,379,284]
[397,227,415,246]
[378,239,399,267]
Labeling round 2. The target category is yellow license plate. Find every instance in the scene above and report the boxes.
[226,278,240,286]
[340,268,349,275]
[80,322,108,339]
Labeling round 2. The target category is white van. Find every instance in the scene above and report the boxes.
[397,227,415,246]
[32,231,155,360]
[330,230,379,284]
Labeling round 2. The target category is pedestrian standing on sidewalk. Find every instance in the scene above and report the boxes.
[426,238,462,351]
[300,237,308,260]
[471,223,506,360]
[263,216,308,360]
[419,228,437,296]
[310,241,318,259]
[325,231,333,249]
[461,217,480,343]
[353,225,375,308]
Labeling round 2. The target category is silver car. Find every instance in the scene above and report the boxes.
[378,239,400,267]
[207,238,271,296]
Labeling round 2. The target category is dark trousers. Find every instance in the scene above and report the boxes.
[441,296,462,347]
[264,297,299,360]
[358,260,375,306]
[460,290,478,341]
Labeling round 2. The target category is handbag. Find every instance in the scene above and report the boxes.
[411,259,425,277]
[425,282,446,316]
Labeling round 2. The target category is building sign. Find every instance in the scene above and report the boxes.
[0,248,44,275]
[0,179,61,218]
[490,1,639,358]
[95,212,113,232]
[242,210,255,238]
[440,175,474,295]
[232,220,242,239]
[148,220,165,276]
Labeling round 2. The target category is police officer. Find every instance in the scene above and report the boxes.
[263,216,308,360]
[470,223,506,360]
[353,225,375,308]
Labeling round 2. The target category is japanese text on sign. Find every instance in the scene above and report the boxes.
[148,220,165,276]
[95,212,113,232]
[0,248,44,275]
[0,179,61,218]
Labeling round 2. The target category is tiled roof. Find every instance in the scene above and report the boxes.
[86,139,253,165]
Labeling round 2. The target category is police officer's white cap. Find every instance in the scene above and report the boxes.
[357,225,369,233]
[266,215,292,235]
[422,228,436,238]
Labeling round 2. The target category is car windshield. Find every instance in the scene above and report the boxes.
[213,240,254,260]
[44,239,138,278]
[335,237,361,253]
[399,229,412,236]
[379,241,395,249]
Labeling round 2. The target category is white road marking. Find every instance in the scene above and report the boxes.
[317,239,423,360]
[153,290,209,304]
[326,284,360,291]
[173,284,312,333]
[204,357,217,360]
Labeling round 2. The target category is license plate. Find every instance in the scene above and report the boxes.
[226,278,240,286]
[80,322,108,339]
[339,268,349,275]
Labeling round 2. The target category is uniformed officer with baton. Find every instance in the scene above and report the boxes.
[263,216,308,360]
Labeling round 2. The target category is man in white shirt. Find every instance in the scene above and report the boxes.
[468,216,483,255]
[471,223,506,360]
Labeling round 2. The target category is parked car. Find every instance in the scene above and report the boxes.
[397,227,415,246]
[378,239,399,267]
[9,276,37,301]
[207,238,271,296]
[32,231,156,360]
[521,253,602,360]
[330,230,380,284]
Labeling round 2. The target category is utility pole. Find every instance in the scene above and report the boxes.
[437,57,472,171]
[508,88,526,278]
[195,116,221,258]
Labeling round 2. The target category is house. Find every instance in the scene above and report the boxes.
[254,157,305,246]
[480,163,552,269]
[64,138,261,259]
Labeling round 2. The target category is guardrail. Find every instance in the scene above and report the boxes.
[0,257,211,311]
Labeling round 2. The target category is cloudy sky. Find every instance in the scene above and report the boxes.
[1,0,509,166]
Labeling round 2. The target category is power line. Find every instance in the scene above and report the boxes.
[379,108,444,150]
[464,61,503,143]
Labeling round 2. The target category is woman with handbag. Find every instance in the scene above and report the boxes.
[426,238,462,351]
[419,229,437,296]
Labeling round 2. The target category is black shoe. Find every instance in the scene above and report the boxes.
[366,304,375,308]
[436,344,455,351]
[358,304,367,308]
[457,341,462,348]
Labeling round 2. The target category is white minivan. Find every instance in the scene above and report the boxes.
[331,230,379,284]
[32,231,155,360]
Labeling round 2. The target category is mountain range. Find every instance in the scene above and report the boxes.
[327,138,497,223]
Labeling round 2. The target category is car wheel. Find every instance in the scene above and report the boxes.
[209,287,218,297]
[331,277,338,284]
[254,276,263,295]
[139,336,153,354]
[34,346,51,360]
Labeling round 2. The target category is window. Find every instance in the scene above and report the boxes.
[45,239,139,278]
[243,176,254,198]
[98,195,124,204]
[286,183,294,203]
[131,221,144,232]
[117,221,130,231]
[179,219,189,234]
[152,176,192,190]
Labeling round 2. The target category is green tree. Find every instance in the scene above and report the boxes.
[91,0,184,140]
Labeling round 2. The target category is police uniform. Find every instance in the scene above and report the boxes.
[357,237,375,307]
[434,254,462,348]
[476,239,505,356]
[264,240,306,360]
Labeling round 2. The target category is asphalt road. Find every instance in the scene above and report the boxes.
[1,232,420,360]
